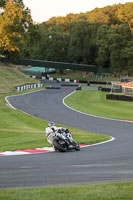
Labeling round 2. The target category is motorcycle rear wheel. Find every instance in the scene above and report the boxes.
[53,139,68,152]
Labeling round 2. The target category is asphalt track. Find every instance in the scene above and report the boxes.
[0,81,133,188]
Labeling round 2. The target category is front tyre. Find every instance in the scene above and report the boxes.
[75,145,80,151]
[73,142,80,151]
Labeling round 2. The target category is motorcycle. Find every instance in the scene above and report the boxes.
[52,129,80,152]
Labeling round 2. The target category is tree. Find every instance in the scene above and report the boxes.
[0,0,32,58]
[87,8,109,24]
[20,23,41,59]
[117,3,133,33]
[0,0,6,8]
[68,19,94,64]
[96,24,131,72]
[122,39,133,72]
[107,24,131,72]
[32,24,69,62]
[96,25,110,69]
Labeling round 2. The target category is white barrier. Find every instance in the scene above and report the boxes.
[65,79,70,82]
[15,83,44,91]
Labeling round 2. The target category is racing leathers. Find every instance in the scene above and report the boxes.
[45,126,73,146]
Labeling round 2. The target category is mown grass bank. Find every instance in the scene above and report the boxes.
[52,70,121,82]
[0,64,110,151]
[0,64,38,94]
[64,90,133,121]
[0,182,133,200]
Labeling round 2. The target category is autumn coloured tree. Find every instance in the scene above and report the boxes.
[0,0,32,58]
[117,3,133,33]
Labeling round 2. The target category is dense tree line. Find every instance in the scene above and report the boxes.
[0,1,133,73]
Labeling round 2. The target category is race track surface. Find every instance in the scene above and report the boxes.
[0,81,133,188]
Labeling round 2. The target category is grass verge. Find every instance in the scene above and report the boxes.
[0,182,133,200]
[0,128,110,152]
[64,90,133,121]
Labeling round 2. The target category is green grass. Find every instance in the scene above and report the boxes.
[0,128,110,152]
[64,90,133,121]
[52,70,121,82]
[0,130,49,151]
[82,86,99,90]
[0,182,133,200]
[0,64,38,94]
[0,64,110,152]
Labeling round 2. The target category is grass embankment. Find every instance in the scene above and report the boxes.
[0,64,110,151]
[0,64,38,94]
[0,182,133,200]
[64,90,133,121]
[52,70,120,82]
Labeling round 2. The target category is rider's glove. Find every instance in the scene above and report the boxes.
[65,129,69,133]
[58,129,61,133]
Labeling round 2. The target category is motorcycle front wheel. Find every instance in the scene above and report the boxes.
[73,142,80,151]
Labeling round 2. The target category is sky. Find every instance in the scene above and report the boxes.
[23,0,133,23]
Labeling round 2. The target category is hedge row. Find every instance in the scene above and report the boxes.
[106,94,133,101]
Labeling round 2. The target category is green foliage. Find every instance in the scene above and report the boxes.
[68,20,97,64]
[96,23,132,72]
[122,40,133,72]
[96,25,110,68]
[0,0,6,8]
[30,23,70,62]
[29,2,133,73]
[0,2,133,73]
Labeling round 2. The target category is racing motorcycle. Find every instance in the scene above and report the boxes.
[52,129,80,152]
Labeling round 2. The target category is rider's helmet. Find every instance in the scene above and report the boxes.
[48,122,55,127]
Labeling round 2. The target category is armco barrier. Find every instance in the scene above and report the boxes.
[106,94,133,101]
[101,87,111,92]
[41,76,111,85]
[61,84,78,87]
[42,76,77,83]
[45,86,60,89]
[15,83,43,91]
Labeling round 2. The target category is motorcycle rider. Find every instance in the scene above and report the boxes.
[45,122,73,146]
